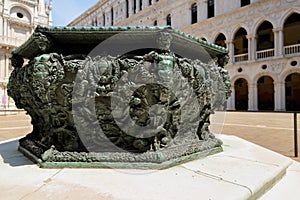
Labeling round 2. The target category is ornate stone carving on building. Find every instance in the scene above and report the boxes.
[0,0,52,110]
[8,26,230,169]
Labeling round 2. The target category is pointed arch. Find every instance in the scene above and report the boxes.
[256,20,274,59]
[283,12,300,49]
[253,18,275,33]
[214,32,227,48]
[233,27,248,58]
[230,25,250,41]
[213,31,229,42]
[280,9,300,28]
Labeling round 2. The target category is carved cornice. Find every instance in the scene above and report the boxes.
[10,0,37,7]
[8,18,33,28]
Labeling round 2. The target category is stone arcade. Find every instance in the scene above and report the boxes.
[8,25,230,168]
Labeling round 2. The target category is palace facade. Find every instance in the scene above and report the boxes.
[69,0,300,111]
[0,0,52,109]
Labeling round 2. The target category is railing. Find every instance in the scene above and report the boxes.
[284,44,300,55]
[0,108,24,116]
[234,53,248,62]
[0,36,26,47]
[256,48,274,59]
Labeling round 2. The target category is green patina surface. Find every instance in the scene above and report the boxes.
[8,26,231,169]
[19,145,222,169]
[12,25,228,60]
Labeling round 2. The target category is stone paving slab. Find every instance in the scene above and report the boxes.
[1,111,300,162]
[260,161,300,200]
[0,135,296,200]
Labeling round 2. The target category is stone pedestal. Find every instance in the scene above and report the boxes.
[0,135,298,199]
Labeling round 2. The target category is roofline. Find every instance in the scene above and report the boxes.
[68,0,108,26]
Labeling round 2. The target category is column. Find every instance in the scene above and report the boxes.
[273,28,283,57]
[225,40,234,65]
[0,85,3,109]
[246,34,256,61]
[7,19,10,42]
[136,0,140,12]
[0,16,3,40]
[248,83,258,111]
[253,35,257,60]
[5,54,9,79]
[199,1,207,21]
[142,0,148,9]
[3,18,7,41]
[0,55,4,80]
[128,0,134,16]
[274,81,285,111]
[226,85,235,110]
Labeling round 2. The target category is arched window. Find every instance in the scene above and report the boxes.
[140,0,143,11]
[241,0,250,7]
[10,6,31,23]
[133,0,136,14]
[257,76,274,110]
[126,0,129,18]
[256,21,274,51]
[283,13,300,55]
[111,8,114,26]
[154,20,157,26]
[215,33,226,48]
[233,28,248,62]
[103,13,105,26]
[207,0,214,18]
[234,28,248,55]
[92,18,98,26]
[149,0,152,5]
[285,73,300,111]
[256,21,274,58]
[191,3,197,24]
[234,78,248,110]
[166,14,171,26]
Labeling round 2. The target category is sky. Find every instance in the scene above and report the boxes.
[51,0,100,26]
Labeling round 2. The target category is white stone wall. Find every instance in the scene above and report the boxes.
[179,0,300,111]
[70,0,300,111]
[0,0,52,110]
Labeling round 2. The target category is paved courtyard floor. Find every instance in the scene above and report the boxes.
[1,110,300,162]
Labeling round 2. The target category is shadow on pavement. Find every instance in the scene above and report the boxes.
[0,138,33,167]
